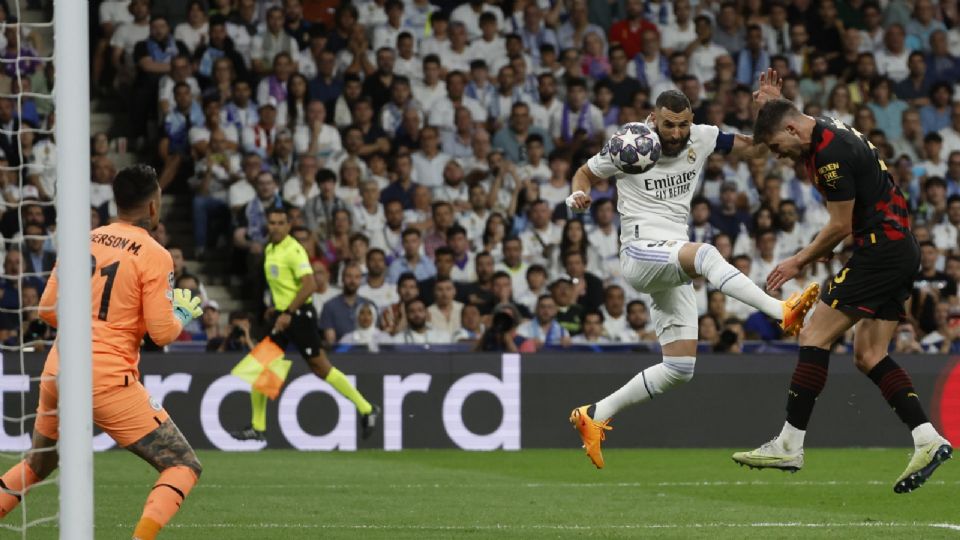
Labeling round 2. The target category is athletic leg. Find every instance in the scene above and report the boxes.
[0,432,58,518]
[678,242,783,318]
[854,318,953,492]
[127,419,202,540]
[1,375,60,517]
[732,301,859,470]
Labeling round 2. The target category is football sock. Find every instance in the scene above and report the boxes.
[135,465,198,540]
[694,244,783,318]
[866,356,929,431]
[250,390,268,432]
[325,367,373,415]
[785,346,830,430]
[594,356,695,422]
[911,423,940,448]
[776,421,806,453]
[0,461,40,518]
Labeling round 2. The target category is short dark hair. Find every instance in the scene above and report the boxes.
[397,272,418,286]
[919,240,937,250]
[492,270,511,282]
[402,227,421,239]
[434,246,454,259]
[446,224,467,240]
[655,89,690,113]
[265,206,288,219]
[753,99,801,144]
[113,164,159,211]
[584,309,604,323]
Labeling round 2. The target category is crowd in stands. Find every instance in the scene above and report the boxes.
[7,0,960,354]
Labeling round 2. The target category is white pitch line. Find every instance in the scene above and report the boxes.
[135,522,960,531]
[95,479,959,490]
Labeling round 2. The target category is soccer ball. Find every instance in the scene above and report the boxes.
[601,122,662,174]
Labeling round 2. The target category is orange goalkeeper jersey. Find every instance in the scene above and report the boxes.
[39,222,184,389]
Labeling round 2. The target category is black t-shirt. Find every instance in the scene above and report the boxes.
[912,270,958,333]
[806,117,911,248]
[132,38,190,86]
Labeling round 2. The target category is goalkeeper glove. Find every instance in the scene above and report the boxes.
[172,288,203,326]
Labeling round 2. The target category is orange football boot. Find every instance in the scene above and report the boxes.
[780,282,820,337]
[569,405,612,469]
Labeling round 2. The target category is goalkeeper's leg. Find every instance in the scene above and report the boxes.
[0,432,58,518]
[1,375,60,517]
[127,419,201,540]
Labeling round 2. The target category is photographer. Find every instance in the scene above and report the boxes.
[209,310,254,352]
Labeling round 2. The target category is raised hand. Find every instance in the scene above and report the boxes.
[753,68,783,107]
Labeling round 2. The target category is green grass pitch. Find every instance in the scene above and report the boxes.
[5,448,958,539]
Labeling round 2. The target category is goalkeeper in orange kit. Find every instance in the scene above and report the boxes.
[0,165,205,540]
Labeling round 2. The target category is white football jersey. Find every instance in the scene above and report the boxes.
[588,124,722,244]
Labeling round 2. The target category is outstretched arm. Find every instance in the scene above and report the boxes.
[568,164,605,211]
[767,199,854,291]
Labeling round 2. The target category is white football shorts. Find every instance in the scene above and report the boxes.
[619,238,698,344]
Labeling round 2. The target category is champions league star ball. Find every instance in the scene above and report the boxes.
[601,122,662,174]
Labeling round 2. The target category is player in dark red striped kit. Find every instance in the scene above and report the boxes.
[732,98,952,493]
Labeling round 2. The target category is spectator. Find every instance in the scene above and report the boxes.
[938,103,960,158]
[875,24,911,83]
[339,302,392,347]
[572,310,612,344]
[110,0,151,88]
[387,228,436,283]
[893,321,925,353]
[424,201,454,260]
[393,32,420,82]
[276,73,311,131]
[434,159,470,211]
[269,129,297,184]
[520,199,561,267]
[913,241,957,334]
[599,285,627,338]
[926,31,959,84]
[551,78,604,148]
[445,226,476,283]
[428,278,464,337]
[515,264,548,314]
[608,0,657,60]
[411,126,450,189]
[432,71,487,132]
[250,6,299,76]
[158,54,200,119]
[241,100,279,160]
[281,155,319,208]
[496,236,531,298]
[310,260,341,306]
[358,248,399,311]
[234,171,284,304]
[867,77,908,140]
[894,52,933,107]
[493,102,553,165]
[221,79,259,135]
[352,97,392,158]
[393,298,451,344]
[173,0,209,54]
[547,274,583,336]
[561,251,605,311]
[194,15,247,89]
[518,294,571,348]
[283,0,313,48]
[453,303,485,343]
[197,299,222,343]
[158,81,203,189]
[132,15,189,141]
[319,262,373,344]
[618,299,656,342]
[190,128,237,258]
[22,223,54,288]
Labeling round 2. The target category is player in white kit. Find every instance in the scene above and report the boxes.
[567,71,820,469]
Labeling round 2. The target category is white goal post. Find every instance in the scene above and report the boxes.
[53,0,93,537]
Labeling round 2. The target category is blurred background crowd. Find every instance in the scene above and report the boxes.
[3,0,960,354]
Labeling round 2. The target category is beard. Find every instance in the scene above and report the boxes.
[657,131,691,157]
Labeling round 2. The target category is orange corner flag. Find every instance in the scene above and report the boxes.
[230,337,293,400]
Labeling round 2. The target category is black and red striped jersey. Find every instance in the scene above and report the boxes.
[805,117,911,247]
